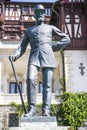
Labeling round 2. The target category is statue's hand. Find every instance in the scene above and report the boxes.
[9,55,17,62]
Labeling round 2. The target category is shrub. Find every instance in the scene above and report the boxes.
[57,92,87,129]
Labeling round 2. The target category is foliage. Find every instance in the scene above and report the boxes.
[11,102,28,117]
[57,92,87,129]
[11,103,58,117]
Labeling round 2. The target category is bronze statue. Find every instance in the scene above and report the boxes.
[10,4,70,117]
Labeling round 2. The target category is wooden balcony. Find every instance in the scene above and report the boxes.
[0,14,50,40]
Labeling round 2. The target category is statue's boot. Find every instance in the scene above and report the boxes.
[24,108,36,117]
[42,109,50,117]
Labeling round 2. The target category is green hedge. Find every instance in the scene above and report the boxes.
[57,92,87,129]
[11,92,87,129]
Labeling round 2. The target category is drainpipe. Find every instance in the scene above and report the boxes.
[61,51,66,92]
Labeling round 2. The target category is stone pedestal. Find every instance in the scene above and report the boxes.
[19,116,57,127]
[5,116,70,130]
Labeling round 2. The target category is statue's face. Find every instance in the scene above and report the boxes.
[35,10,45,23]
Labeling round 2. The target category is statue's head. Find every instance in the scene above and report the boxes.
[34,4,45,23]
[34,4,45,13]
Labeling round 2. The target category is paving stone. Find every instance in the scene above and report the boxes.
[77,127,86,130]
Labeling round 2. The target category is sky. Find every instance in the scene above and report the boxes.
[10,0,57,3]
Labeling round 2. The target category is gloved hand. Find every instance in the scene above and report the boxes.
[9,55,17,62]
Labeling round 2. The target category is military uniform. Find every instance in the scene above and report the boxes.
[15,23,70,68]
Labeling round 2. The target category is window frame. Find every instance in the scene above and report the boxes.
[9,82,22,94]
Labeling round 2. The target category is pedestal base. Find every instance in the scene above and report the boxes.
[20,116,57,127]
[6,116,70,130]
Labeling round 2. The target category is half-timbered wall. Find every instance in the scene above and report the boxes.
[64,2,87,50]
[51,0,87,50]
[0,1,52,40]
[0,0,87,49]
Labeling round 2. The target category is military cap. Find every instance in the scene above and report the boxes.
[34,4,45,13]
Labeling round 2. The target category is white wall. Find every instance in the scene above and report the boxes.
[65,50,87,92]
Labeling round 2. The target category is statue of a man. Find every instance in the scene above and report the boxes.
[10,4,70,117]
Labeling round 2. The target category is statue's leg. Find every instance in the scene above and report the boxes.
[42,67,53,116]
[24,64,39,117]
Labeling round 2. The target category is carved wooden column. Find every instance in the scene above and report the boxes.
[84,0,87,15]
[1,2,5,39]
[20,4,24,39]
[0,60,2,93]
[60,1,65,32]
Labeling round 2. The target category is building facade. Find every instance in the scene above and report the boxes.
[0,0,87,127]
[0,0,87,106]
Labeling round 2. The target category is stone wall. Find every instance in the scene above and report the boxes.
[0,105,18,128]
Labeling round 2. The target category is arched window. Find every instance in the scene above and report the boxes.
[74,15,82,38]
[65,14,82,39]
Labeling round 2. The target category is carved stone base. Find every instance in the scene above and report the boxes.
[6,116,70,130]
[19,116,57,127]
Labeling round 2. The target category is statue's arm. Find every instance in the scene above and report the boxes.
[13,30,30,61]
[52,26,70,51]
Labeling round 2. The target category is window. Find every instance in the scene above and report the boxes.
[23,6,29,15]
[45,7,51,16]
[65,15,72,38]
[39,82,43,93]
[74,15,82,38]
[5,5,20,20]
[9,82,22,94]
[31,6,35,14]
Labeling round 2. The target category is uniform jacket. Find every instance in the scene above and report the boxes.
[15,23,70,68]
